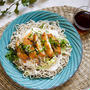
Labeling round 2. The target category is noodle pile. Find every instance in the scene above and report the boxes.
[6,20,72,79]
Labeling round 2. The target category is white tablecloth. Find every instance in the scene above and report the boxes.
[0,0,89,90]
[0,0,89,27]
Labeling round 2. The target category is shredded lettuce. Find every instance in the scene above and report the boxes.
[36,56,56,70]
[47,56,56,65]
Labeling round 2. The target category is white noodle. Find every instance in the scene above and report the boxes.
[8,20,72,79]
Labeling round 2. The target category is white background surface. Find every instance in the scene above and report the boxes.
[0,0,90,27]
[0,0,90,90]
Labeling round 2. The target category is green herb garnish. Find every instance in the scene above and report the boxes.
[28,33,32,38]
[41,40,45,44]
[5,47,18,61]
[61,29,64,33]
[36,50,39,54]
[49,38,59,47]
[34,48,40,55]
[45,57,50,61]
[60,39,68,48]
[29,49,35,53]
[18,43,31,54]
[40,46,46,52]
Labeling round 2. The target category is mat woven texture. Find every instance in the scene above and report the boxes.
[0,6,90,90]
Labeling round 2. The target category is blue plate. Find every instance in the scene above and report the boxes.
[0,11,82,89]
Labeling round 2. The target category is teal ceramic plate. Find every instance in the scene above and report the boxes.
[0,11,82,89]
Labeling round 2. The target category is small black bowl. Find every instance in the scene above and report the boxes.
[74,11,90,31]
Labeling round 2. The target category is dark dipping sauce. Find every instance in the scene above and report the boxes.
[74,11,90,31]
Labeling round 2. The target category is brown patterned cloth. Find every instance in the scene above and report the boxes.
[0,6,90,90]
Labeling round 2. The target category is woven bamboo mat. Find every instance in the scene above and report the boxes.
[0,6,90,90]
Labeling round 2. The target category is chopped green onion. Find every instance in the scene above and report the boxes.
[41,40,45,44]
[39,23,44,29]
[40,46,46,52]
[5,47,18,61]
[45,57,50,61]
[49,38,59,47]
[61,29,65,33]
[60,39,68,48]
[28,33,32,38]
[18,43,34,54]
[29,49,35,53]
[36,50,39,55]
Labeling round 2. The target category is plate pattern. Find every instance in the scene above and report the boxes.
[0,11,82,89]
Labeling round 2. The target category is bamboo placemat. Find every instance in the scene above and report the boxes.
[0,6,90,90]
